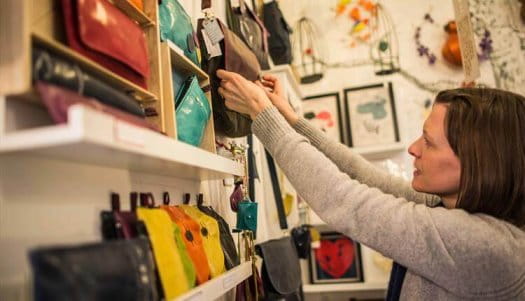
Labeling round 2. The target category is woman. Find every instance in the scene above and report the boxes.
[217,69,525,300]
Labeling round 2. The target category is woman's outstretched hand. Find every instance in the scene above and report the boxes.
[217,69,272,120]
[259,74,299,126]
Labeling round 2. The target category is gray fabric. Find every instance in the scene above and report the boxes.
[252,106,525,300]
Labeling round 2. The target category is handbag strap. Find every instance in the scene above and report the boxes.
[265,151,288,229]
[247,135,256,202]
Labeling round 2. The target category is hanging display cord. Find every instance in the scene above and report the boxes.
[265,150,288,230]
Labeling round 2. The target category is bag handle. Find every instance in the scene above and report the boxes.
[163,192,171,205]
[110,192,121,212]
[130,192,138,212]
[265,151,288,230]
[201,0,211,10]
[183,193,191,205]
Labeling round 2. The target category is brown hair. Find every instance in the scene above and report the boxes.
[435,88,525,227]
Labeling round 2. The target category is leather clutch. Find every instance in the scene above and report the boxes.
[29,238,158,301]
[175,75,211,147]
[62,0,150,88]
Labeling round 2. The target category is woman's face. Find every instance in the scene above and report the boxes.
[408,104,461,207]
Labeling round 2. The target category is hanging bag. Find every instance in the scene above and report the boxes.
[197,0,261,137]
[262,0,293,65]
[226,0,270,69]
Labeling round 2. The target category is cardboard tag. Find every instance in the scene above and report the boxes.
[231,0,240,7]
[452,0,480,83]
[203,19,224,45]
[201,29,222,59]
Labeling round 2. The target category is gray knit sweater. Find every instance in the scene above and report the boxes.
[252,106,525,300]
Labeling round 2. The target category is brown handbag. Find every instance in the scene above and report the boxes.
[197,0,261,137]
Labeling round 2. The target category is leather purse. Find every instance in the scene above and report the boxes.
[196,194,240,270]
[159,0,200,65]
[101,192,145,240]
[36,82,158,132]
[62,0,150,88]
[175,75,211,147]
[197,0,260,137]
[262,1,293,65]
[161,193,211,285]
[236,200,258,235]
[180,205,226,278]
[226,0,270,69]
[32,48,146,117]
[256,237,303,301]
[29,238,158,301]
[137,208,191,299]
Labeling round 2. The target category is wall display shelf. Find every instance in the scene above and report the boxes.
[175,262,252,301]
[0,103,243,180]
[159,40,216,154]
[303,282,387,293]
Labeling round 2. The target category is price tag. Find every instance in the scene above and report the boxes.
[203,19,224,45]
[231,0,240,7]
[201,29,222,59]
[452,0,480,83]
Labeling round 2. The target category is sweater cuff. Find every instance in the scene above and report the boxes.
[252,106,294,150]
[293,118,326,148]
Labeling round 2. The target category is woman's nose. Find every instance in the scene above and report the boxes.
[408,138,421,158]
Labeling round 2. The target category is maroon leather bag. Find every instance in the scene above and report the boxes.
[36,81,159,132]
[62,0,150,88]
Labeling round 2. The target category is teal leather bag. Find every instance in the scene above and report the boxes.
[159,0,199,65]
[175,76,211,147]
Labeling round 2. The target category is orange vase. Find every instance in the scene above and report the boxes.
[442,21,462,66]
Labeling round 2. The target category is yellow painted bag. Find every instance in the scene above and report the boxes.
[179,205,226,277]
[137,208,190,299]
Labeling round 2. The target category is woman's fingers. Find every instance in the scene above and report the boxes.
[216,69,239,81]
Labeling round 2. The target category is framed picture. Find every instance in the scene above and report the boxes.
[302,93,344,143]
[343,83,400,147]
[309,231,363,284]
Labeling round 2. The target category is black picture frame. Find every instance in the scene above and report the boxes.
[309,231,363,284]
[302,92,345,144]
[343,82,400,147]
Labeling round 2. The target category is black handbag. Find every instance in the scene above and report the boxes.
[256,236,303,301]
[196,194,240,270]
[32,47,145,117]
[226,0,270,69]
[262,1,293,65]
[29,238,158,301]
[291,225,312,259]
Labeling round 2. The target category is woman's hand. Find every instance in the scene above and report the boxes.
[258,74,299,125]
[217,69,272,120]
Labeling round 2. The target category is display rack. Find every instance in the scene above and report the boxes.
[175,262,252,301]
[0,102,243,180]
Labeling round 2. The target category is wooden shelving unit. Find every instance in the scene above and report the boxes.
[174,262,252,301]
[112,0,155,27]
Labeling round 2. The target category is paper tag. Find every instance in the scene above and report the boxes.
[203,19,224,45]
[452,0,480,83]
[201,29,222,59]
[231,0,240,7]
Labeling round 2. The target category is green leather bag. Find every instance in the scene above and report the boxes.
[236,200,258,235]
[175,76,211,147]
[159,0,199,65]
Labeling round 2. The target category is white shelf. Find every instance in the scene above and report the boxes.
[303,282,387,293]
[353,142,405,160]
[0,104,243,180]
[174,261,252,301]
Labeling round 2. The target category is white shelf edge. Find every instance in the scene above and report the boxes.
[166,40,209,81]
[174,261,252,301]
[353,142,405,160]
[303,281,388,293]
[0,104,243,180]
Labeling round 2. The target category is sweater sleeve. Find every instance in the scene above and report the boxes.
[253,106,525,299]
[293,117,441,206]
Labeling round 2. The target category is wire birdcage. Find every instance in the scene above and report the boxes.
[292,16,326,84]
[369,3,400,75]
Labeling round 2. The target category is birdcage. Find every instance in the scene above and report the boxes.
[369,3,400,75]
[292,16,326,84]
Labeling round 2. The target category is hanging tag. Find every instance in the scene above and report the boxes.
[452,0,480,83]
[203,19,224,45]
[231,0,240,7]
[201,29,222,59]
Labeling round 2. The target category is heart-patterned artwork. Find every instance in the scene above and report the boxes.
[315,237,355,278]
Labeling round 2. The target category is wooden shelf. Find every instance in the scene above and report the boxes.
[0,104,243,180]
[32,33,157,103]
[353,142,405,160]
[167,40,208,82]
[112,0,155,27]
[303,282,387,293]
[174,262,252,301]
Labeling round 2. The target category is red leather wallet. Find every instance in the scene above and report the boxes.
[62,0,150,88]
